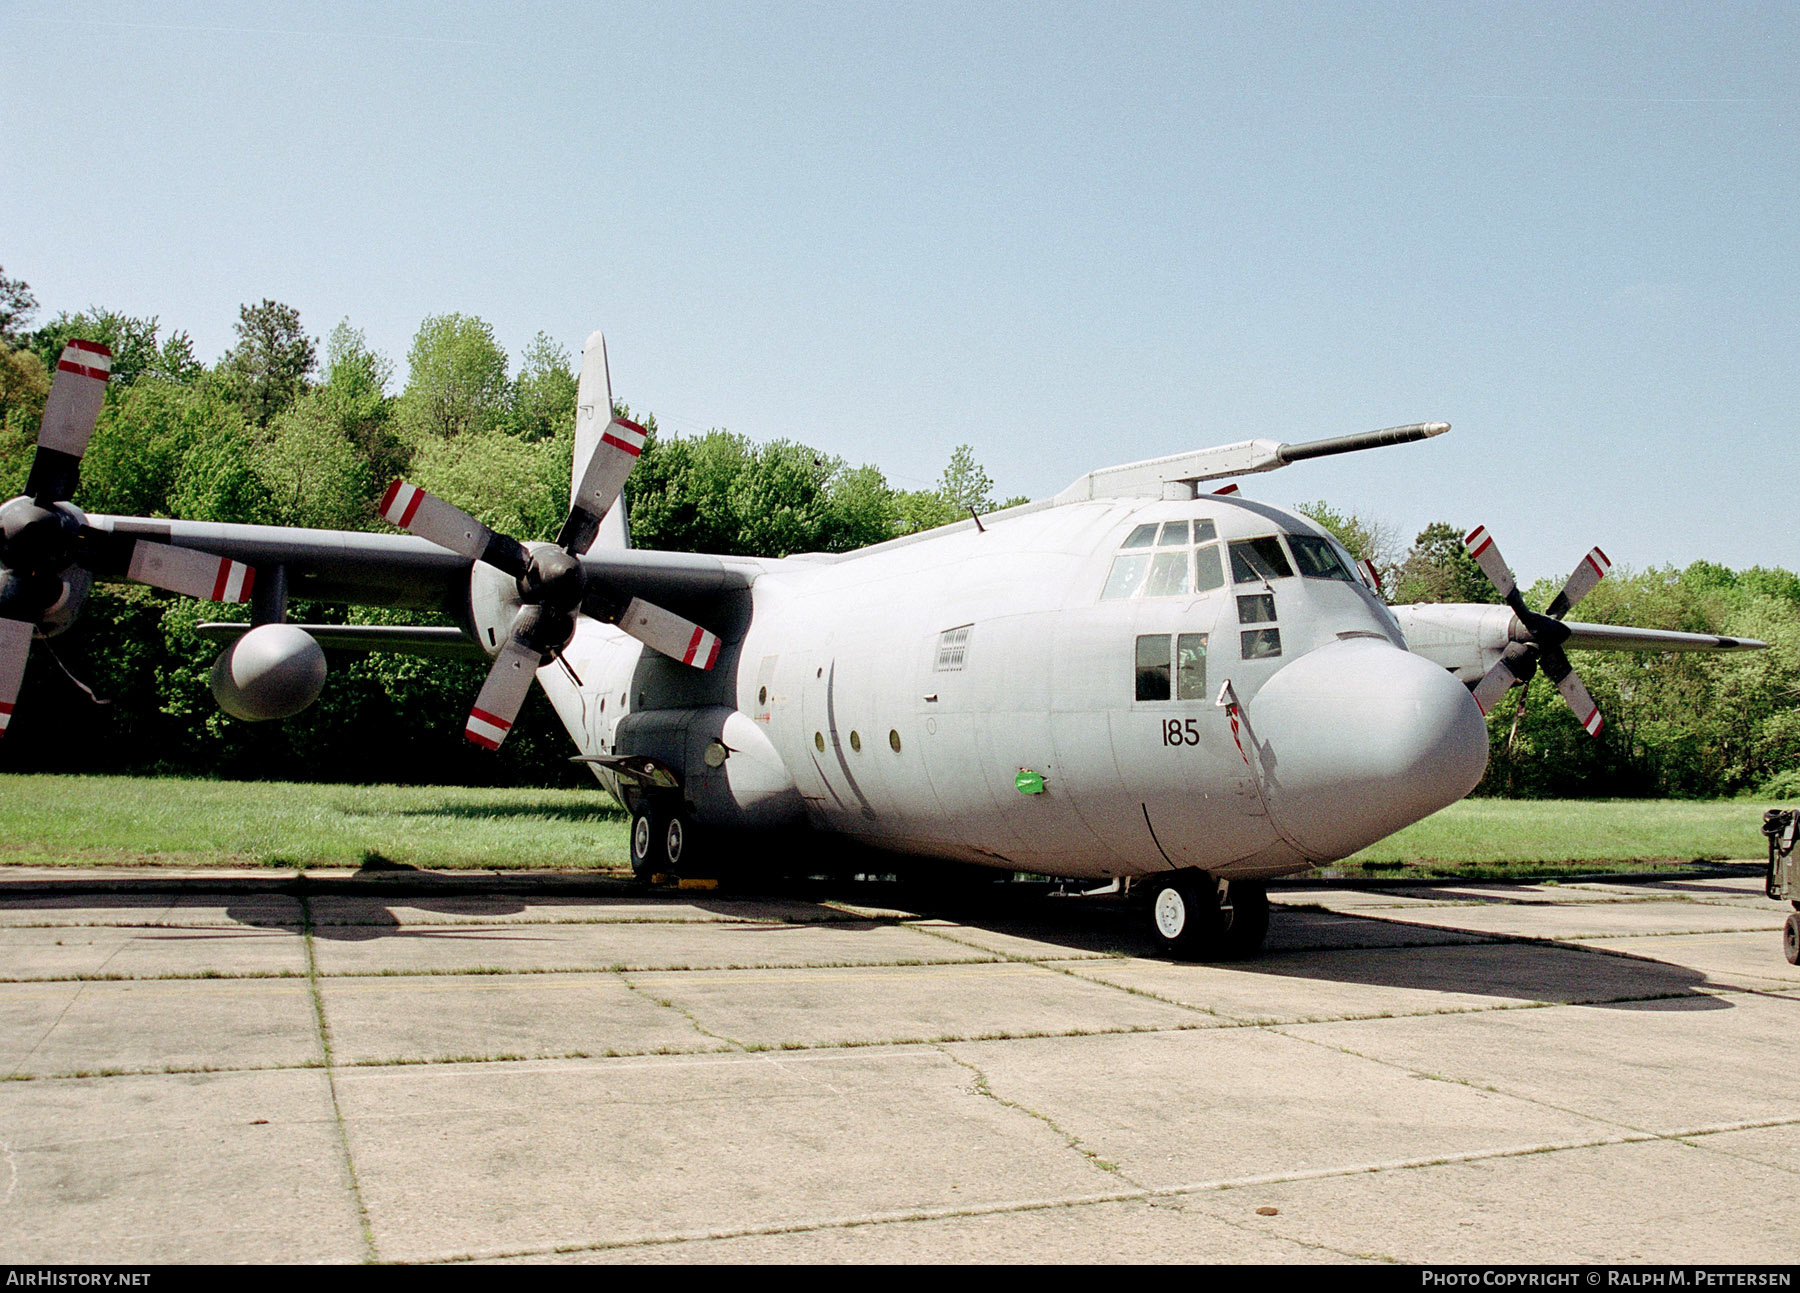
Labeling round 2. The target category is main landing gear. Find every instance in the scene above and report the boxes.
[629,797,697,880]
[1142,869,1269,960]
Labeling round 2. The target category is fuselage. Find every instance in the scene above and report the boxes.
[536,495,1490,881]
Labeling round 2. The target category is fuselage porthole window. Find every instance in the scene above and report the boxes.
[1135,634,1172,701]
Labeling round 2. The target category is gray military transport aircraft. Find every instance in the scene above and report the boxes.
[0,335,1766,958]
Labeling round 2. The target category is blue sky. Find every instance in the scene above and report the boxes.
[3,1,1795,583]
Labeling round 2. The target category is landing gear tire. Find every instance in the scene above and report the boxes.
[629,803,664,881]
[1784,912,1799,966]
[664,811,694,872]
[1145,871,1269,961]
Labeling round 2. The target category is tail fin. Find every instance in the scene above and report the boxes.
[572,331,630,549]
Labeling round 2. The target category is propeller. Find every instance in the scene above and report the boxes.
[0,341,258,739]
[378,337,722,751]
[1462,525,1613,736]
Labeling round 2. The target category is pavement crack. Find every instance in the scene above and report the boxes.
[301,893,378,1263]
[935,1045,1143,1188]
[618,971,746,1051]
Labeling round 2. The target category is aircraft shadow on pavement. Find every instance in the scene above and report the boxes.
[829,886,1735,1012]
[0,876,1746,1003]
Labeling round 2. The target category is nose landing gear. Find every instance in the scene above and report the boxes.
[1144,870,1269,960]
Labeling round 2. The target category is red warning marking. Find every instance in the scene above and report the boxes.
[1212,483,1240,496]
[65,339,110,356]
[379,480,403,513]
[682,626,704,665]
[465,728,501,750]
[399,489,423,528]
[56,360,111,381]
[470,706,512,732]
[702,635,721,670]
[600,431,644,457]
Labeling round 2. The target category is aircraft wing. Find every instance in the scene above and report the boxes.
[90,516,759,621]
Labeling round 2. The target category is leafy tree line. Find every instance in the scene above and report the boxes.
[3,267,1794,797]
[0,272,1017,784]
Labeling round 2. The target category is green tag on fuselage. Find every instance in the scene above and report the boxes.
[1015,769,1045,796]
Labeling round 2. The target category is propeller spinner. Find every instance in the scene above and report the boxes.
[379,346,721,750]
[1463,526,1613,736]
[0,341,259,739]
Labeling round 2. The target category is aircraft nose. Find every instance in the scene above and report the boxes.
[1244,638,1489,861]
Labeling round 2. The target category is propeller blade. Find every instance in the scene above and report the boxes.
[27,341,112,504]
[121,540,256,603]
[378,481,531,579]
[1539,645,1603,737]
[1462,525,1518,602]
[465,634,545,750]
[1471,640,1540,716]
[556,417,647,555]
[614,597,721,669]
[1470,658,1519,716]
[1544,546,1612,620]
[0,617,31,739]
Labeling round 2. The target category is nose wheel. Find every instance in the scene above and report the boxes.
[1145,870,1269,960]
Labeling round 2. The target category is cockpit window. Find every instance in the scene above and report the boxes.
[1102,518,1225,601]
[1229,537,1294,584]
[1287,534,1356,582]
[1194,543,1226,592]
[1101,553,1150,600]
[1144,551,1191,597]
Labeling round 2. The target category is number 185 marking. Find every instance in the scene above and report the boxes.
[1161,718,1201,747]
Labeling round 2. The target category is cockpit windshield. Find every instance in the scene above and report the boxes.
[1228,537,1293,584]
[1287,534,1357,581]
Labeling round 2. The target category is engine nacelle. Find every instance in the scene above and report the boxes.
[210,624,328,722]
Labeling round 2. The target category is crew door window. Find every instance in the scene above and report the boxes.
[1135,633,1210,701]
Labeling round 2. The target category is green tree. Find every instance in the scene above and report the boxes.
[507,333,577,442]
[219,299,317,426]
[937,443,995,513]
[0,267,38,344]
[397,313,510,442]
[255,392,373,530]
[317,320,404,503]
[30,310,192,388]
[78,378,253,517]
[0,342,50,495]
[1390,522,1501,605]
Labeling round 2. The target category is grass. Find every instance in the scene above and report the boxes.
[0,774,629,871]
[0,774,1785,878]
[1330,795,1786,879]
